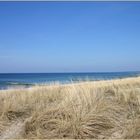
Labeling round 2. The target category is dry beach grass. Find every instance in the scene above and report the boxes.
[0,77,140,139]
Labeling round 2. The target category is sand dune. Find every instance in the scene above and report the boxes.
[0,77,140,139]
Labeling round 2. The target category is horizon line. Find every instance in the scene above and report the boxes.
[0,71,140,74]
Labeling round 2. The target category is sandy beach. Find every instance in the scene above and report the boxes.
[0,76,140,139]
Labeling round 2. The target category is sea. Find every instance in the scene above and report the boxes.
[0,72,140,90]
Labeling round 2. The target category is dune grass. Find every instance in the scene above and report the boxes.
[0,77,140,139]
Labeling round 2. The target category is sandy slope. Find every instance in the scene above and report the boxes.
[0,77,140,139]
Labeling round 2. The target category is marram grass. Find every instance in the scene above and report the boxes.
[0,77,140,139]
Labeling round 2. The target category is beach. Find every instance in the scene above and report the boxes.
[0,76,140,139]
[0,72,140,90]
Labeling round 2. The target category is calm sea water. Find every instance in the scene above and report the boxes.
[0,72,140,90]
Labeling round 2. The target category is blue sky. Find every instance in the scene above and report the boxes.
[0,2,140,73]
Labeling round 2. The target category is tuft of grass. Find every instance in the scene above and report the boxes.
[0,77,140,138]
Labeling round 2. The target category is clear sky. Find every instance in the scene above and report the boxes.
[0,2,140,73]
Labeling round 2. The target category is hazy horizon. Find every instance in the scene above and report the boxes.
[0,70,140,74]
[0,2,140,73]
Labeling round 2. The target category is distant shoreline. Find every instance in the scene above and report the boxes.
[1,75,140,91]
